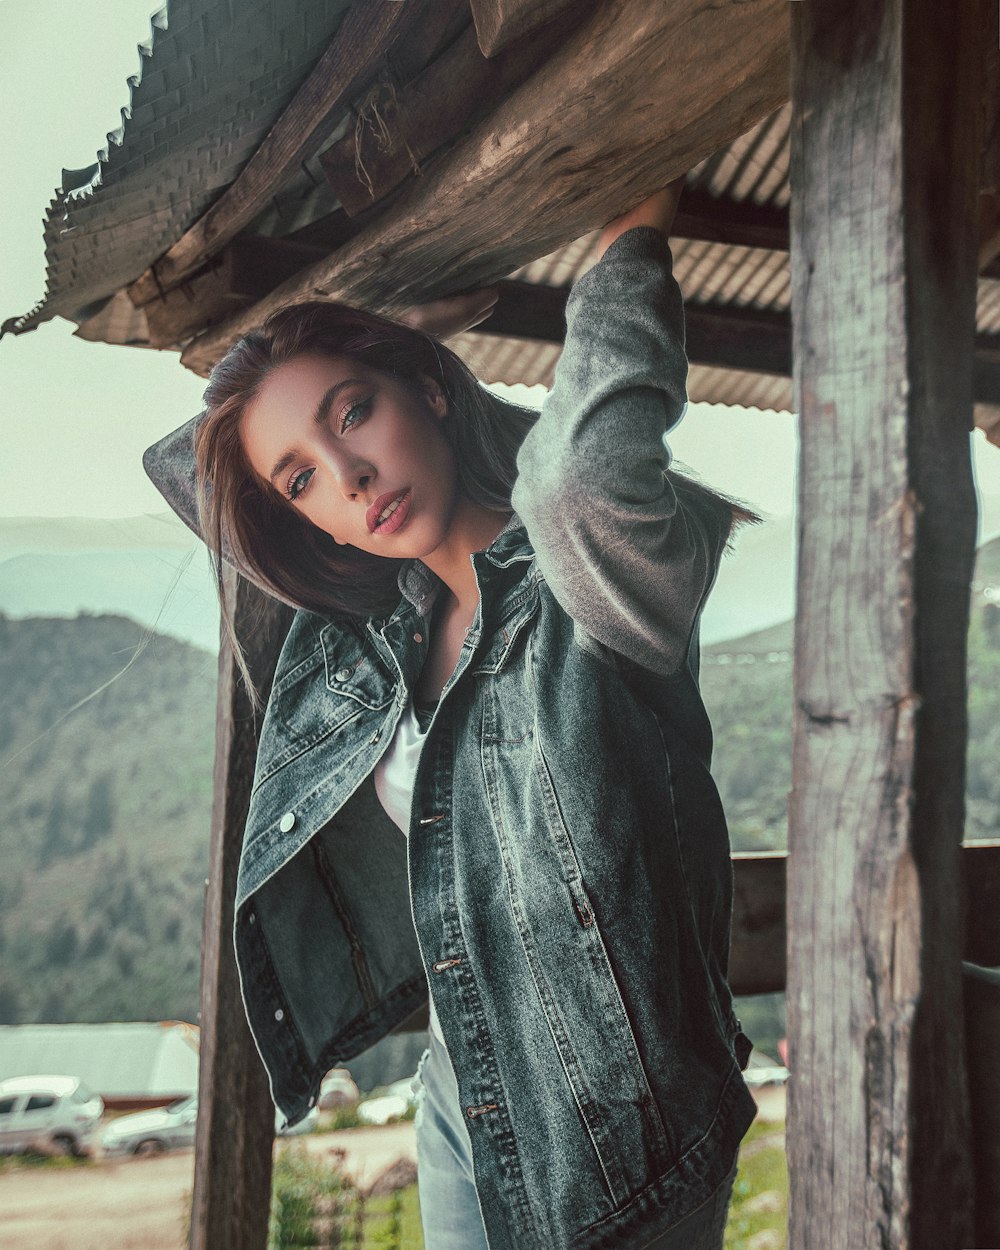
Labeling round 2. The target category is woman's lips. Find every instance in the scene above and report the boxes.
[367,488,411,535]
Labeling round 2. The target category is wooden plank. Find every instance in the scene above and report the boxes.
[787,0,980,1246]
[469,283,1000,415]
[980,0,1000,194]
[730,852,786,996]
[127,0,419,310]
[318,15,565,217]
[190,569,294,1250]
[179,0,791,376]
[724,843,1000,999]
[469,0,580,58]
[144,237,325,348]
[963,963,1000,1248]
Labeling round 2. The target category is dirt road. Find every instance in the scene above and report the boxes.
[0,1123,417,1250]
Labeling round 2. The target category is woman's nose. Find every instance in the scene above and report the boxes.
[325,447,374,498]
[325,445,375,497]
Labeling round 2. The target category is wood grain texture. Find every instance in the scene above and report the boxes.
[725,843,1000,999]
[190,569,294,1250]
[180,0,790,376]
[962,963,1000,1247]
[787,0,980,1246]
[143,237,325,348]
[127,0,417,309]
[469,0,578,57]
[318,15,563,217]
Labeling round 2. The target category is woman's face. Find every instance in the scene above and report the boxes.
[239,352,460,558]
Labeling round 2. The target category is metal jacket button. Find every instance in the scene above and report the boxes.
[334,666,352,682]
[279,812,296,833]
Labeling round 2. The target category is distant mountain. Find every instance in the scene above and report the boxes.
[0,513,220,652]
[6,488,1000,650]
[701,532,1000,850]
[3,510,798,650]
[0,614,217,1028]
[2,537,998,1031]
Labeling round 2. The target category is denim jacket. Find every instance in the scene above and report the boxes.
[144,227,757,1250]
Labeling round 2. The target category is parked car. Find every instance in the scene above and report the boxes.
[318,1068,360,1110]
[100,1094,198,1158]
[100,1095,319,1157]
[0,1075,105,1157]
[741,1049,790,1087]
[357,1075,420,1126]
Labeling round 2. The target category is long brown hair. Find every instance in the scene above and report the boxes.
[195,300,759,700]
[194,301,537,692]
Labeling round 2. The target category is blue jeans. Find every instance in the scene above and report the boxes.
[412,1031,739,1250]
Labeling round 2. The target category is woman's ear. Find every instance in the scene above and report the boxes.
[418,374,448,419]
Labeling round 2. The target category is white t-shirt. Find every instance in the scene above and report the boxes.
[373,675,446,1046]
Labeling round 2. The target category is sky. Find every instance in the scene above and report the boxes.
[2,0,999,535]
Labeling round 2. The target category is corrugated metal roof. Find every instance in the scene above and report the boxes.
[9,28,999,429]
[5,0,352,336]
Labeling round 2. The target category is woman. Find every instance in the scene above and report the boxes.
[144,177,759,1250]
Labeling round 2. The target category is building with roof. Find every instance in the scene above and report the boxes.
[0,1021,199,1111]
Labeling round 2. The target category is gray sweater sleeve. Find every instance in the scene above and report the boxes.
[510,225,724,677]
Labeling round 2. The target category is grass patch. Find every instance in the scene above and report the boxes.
[263,1144,424,1249]
[725,1116,788,1249]
[0,1151,94,1174]
[358,1184,423,1249]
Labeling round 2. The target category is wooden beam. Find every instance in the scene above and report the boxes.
[726,842,1000,999]
[318,15,564,218]
[179,0,791,376]
[963,963,1000,1247]
[674,188,790,252]
[787,0,979,1247]
[730,852,786,996]
[473,283,1000,415]
[144,237,325,348]
[469,0,580,57]
[126,0,419,310]
[190,569,294,1250]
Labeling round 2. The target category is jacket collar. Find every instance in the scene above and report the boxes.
[394,509,532,617]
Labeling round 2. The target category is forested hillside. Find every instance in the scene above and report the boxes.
[702,534,1000,849]
[2,530,998,1030]
[0,614,217,1026]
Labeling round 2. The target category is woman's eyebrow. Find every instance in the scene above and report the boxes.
[313,378,365,429]
[267,378,366,483]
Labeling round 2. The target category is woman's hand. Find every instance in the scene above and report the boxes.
[398,287,500,339]
[596,175,687,260]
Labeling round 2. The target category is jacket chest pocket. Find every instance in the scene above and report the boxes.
[320,624,395,709]
[254,630,394,788]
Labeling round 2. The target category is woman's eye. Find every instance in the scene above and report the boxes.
[340,397,373,433]
[287,467,314,501]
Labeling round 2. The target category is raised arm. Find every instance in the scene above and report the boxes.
[510,180,732,678]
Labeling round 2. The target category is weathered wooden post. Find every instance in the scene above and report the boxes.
[787,1,980,1246]
[190,569,293,1250]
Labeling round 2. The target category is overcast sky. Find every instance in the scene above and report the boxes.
[2,0,998,535]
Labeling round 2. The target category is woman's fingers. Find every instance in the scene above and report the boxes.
[399,287,500,339]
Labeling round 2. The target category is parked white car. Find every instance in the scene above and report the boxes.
[100,1094,319,1157]
[318,1068,360,1109]
[0,1075,104,1157]
[100,1094,198,1158]
[357,1075,420,1126]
